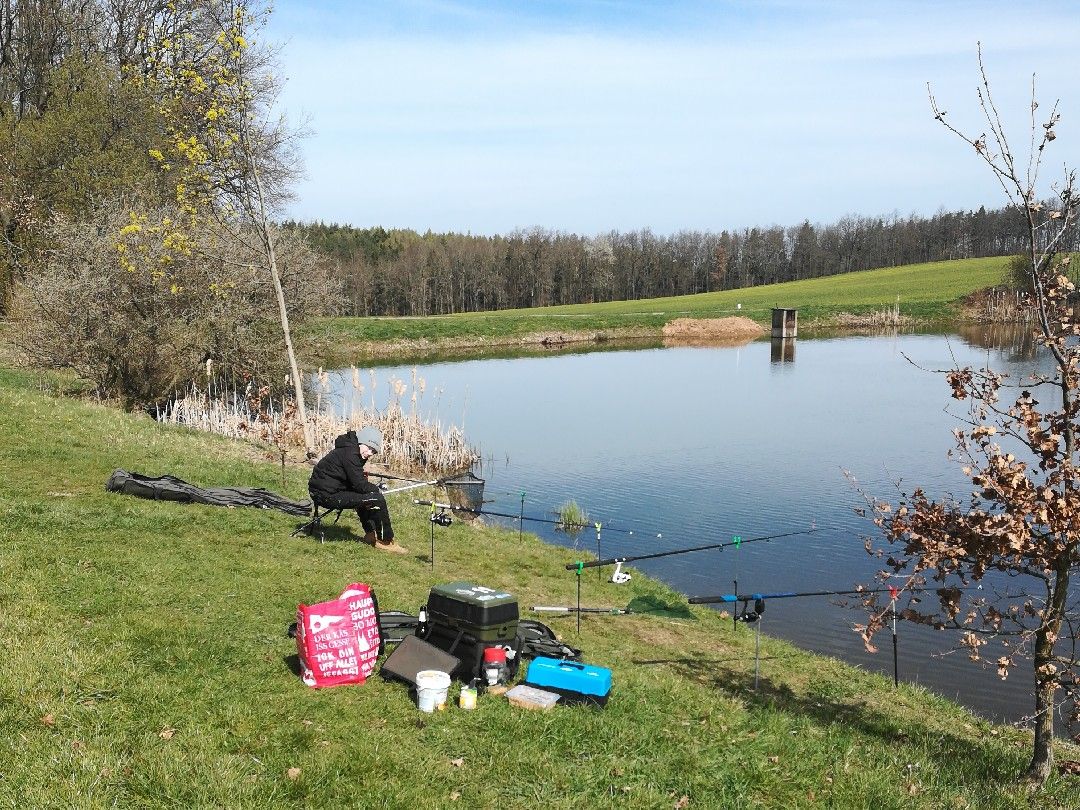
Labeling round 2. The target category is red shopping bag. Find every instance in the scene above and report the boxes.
[295,583,382,688]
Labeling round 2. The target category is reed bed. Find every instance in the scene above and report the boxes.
[974,288,1038,323]
[818,299,914,329]
[156,367,478,476]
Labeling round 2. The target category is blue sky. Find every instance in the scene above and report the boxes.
[268,1,1080,235]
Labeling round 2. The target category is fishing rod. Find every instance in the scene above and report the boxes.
[687,584,986,604]
[366,471,430,484]
[691,586,909,604]
[375,470,483,496]
[412,499,652,536]
[531,605,633,615]
[690,584,987,688]
[382,478,441,495]
[564,526,823,579]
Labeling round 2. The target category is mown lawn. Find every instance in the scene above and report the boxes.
[1,365,1078,808]
[308,257,1009,359]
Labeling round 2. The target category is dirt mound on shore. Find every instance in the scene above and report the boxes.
[662,316,765,345]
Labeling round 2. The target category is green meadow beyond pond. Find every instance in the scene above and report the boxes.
[2,360,1079,807]
[306,257,1009,360]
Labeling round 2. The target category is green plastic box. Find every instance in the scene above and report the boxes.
[426,582,519,642]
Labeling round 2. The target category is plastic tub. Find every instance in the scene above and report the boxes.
[415,670,451,712]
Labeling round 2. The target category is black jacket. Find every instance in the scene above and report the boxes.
[308,431,372,499]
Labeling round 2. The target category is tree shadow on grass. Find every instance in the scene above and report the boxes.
[638,654,1023,788]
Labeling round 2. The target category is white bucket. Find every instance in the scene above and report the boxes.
[415,670,451,713]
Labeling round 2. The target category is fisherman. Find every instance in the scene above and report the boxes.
[308,426,408,554]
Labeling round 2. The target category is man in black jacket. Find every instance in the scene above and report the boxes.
[308,427,408,553]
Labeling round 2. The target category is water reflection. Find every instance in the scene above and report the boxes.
[770,338,796,363]
[322,326,1061,730]
[321,335,663,369]
[954,322,1041,361]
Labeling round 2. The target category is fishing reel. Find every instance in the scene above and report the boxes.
[430,510,453,527]
[737,597,766,624]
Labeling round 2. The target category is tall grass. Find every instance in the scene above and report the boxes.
[157,367,478,476]
[555,499,590,537]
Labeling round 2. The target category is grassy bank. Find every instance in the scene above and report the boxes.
[2,366,1078,807]
[307,257,1009,362]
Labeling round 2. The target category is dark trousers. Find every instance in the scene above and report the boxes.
[311,488,394,542]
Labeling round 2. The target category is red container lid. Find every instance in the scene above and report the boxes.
[482,646,507,663]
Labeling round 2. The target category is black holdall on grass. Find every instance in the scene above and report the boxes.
[420,582,521,681]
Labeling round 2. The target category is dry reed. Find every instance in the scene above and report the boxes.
[156,368,478,476]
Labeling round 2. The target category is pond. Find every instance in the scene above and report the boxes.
[323,326,1054,729]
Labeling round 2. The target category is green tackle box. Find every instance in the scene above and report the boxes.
[425,582,519,642]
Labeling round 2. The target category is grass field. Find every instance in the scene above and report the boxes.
[307,257,1010,361]
[3,362,1079,807]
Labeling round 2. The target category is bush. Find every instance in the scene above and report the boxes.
[10,200,341,408]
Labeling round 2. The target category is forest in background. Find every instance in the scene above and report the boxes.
[289,204,1077,317]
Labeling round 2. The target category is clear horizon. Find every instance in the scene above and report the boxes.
[269,1,1080,236]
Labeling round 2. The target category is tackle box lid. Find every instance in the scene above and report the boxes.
[427,582,519,626]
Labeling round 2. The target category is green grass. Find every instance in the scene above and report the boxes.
[1,363,1078,807]
[306,257,1009,360]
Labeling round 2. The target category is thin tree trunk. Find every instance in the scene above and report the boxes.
[250,158,314,458]
[1026,626,1057,782]
[1026,562,1069,784]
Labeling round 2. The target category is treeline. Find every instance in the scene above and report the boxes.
[289,205,1077,317]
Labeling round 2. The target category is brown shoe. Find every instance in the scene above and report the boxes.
[375,539,410,555]
[361,531,378,547]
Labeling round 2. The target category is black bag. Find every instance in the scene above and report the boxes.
[516,619,582,662]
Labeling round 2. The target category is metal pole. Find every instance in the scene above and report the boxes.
[575,564,582,635]
[754,618,761,691]
[891,596,899,687]
[595,523,601,582]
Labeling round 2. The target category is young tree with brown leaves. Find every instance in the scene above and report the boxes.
[863,46,1079,787]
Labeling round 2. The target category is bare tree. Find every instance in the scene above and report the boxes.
[862,45,1079,786]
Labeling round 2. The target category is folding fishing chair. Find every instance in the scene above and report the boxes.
[291,502,344,541]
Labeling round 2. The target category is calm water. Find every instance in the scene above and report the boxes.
[324,328,1053,728]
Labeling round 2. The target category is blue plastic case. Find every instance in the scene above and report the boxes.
[524,657,612,706]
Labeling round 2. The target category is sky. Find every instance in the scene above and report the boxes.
[267,1,1080,236]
